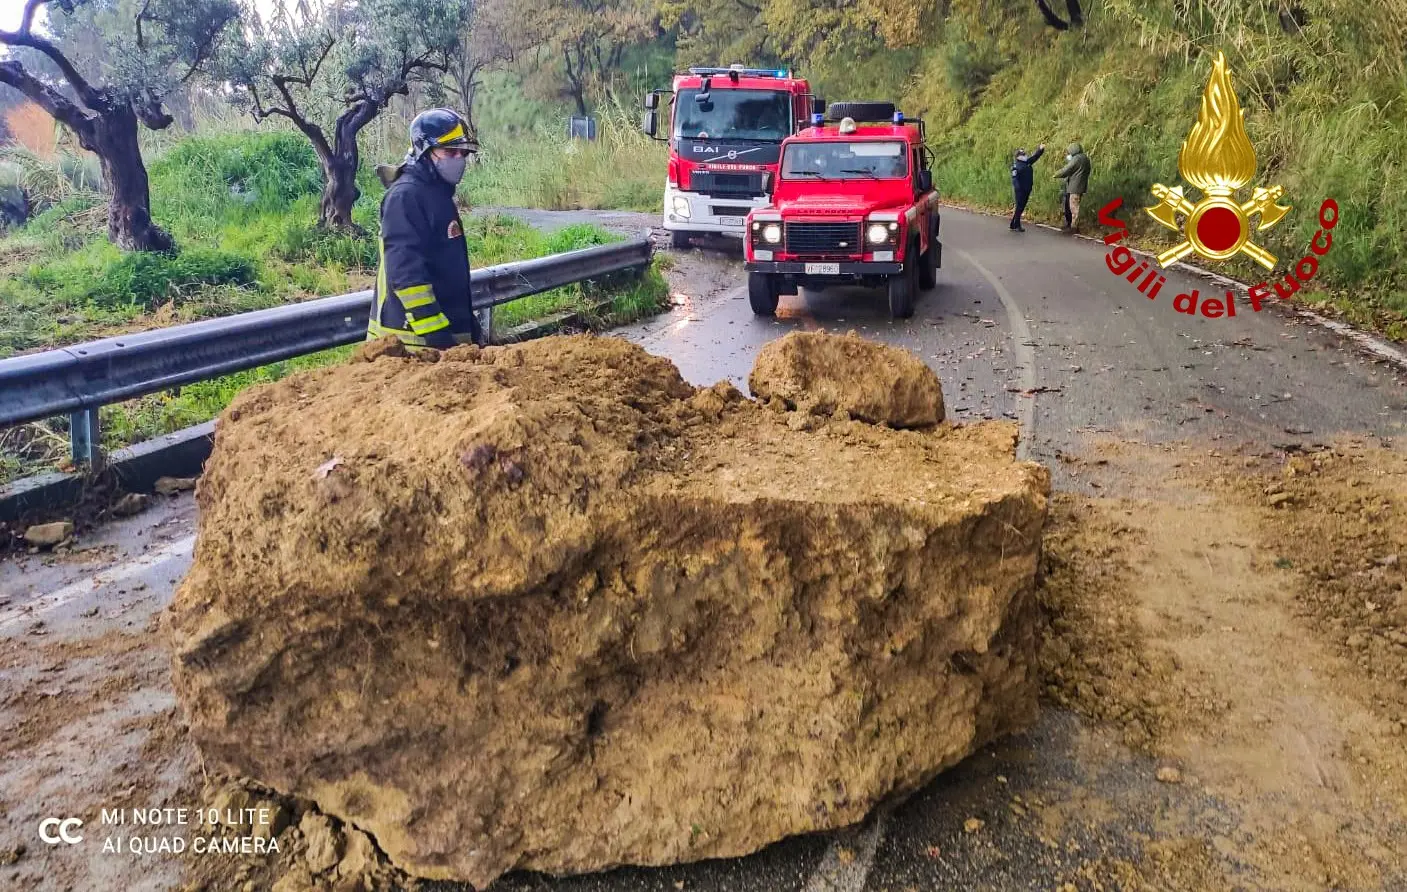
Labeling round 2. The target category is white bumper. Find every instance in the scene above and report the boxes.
[661,184,771,238]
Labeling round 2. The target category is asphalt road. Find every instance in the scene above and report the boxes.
[2,206,1405,892]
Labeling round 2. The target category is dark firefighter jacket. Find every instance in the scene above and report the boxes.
[367,159,475,349]
[1010,146,1044,194]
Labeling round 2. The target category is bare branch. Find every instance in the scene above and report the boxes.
[270,74,332,157]
[0,57,92,137]
[134,88,173,130]
[0,28,106,110]
[136,0,152,50]
[19,0,47,35]
[300,33,336,86]
[175,5,240,85]
[1034,0,1070,30]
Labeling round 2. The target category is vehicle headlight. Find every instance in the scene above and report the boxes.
[763,223,782,244]
[867,222,898,244]
[672,196,691,219]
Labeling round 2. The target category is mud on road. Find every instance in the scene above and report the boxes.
[2,212,1406,891]
[4,435,1404,891]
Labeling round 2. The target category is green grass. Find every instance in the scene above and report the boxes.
[0,130,670,485]
[462,100,666,212]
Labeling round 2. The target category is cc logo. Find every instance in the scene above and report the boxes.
[39,817,84,845]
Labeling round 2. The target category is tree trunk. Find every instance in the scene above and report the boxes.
[318,149,361,229]
[87,106,174,252]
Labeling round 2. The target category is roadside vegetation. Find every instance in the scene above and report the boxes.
[462,99,664,213]
[0,129,667,484]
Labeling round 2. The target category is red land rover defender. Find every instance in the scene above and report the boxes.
[743,101,941,319]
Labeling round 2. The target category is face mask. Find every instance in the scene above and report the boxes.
[433,154,467,184]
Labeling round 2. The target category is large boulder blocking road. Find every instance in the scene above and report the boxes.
[166,332,1050,887]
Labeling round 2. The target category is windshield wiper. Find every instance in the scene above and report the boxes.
[789,170,834,181]
[682,135,782,143]
[841,168,881,179]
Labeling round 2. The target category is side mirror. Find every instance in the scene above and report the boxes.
[644,92,659,110]
[642,111,658,137]
[918,170,933,193]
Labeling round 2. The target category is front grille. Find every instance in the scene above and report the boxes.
[690,171,765,196]
[784,222,863,256]
[711,205,752,217]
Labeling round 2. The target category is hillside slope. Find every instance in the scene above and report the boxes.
[799,0,1407,330]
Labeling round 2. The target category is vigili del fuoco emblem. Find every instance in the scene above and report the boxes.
[1146,52,1291,269]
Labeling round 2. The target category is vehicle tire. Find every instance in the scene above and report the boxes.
[825,100,896,123]
[888,247,917,319]
[670,230,691,250]
[749,272,780,316]
[918,226,938,291]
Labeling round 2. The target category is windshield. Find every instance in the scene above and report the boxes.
[781,141,909,180]
[673,89,792,142]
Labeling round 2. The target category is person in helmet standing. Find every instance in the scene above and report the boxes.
[1009,143,1044,232]
[367,108,485,350]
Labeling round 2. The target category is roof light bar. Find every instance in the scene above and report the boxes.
[686,67,791,79]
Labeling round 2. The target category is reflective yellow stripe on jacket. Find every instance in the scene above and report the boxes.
[367,239,450,347]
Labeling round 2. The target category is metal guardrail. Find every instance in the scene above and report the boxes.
[0,235,653,465]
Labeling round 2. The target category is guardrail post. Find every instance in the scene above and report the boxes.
[69,407,102,469]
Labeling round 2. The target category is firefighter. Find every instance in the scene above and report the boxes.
[367,108,483,350]
[1009,143,1045,232]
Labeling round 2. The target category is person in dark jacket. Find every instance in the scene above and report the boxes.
[366,108,483,350]
[1009,143,1045,231]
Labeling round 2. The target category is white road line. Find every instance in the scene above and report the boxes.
[957,248,1039,460]
[1289,308,1407,372]
[801,247,1040,892]
[0,534,196,631]
[802,810,889,892]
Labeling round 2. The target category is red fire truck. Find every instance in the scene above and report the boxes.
[643,66,819,249]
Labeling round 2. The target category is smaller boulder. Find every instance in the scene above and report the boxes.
[300,813,343,875]
[748,331,944,428]
[112,493,151,518]
[24,521,73,549]
[155,477,197,496]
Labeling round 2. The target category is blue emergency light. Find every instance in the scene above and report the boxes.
[893,111,905,124]
[811,113,824,126]
[687,66,792,79]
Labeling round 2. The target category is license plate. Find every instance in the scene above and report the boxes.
[805,263,840,275]
[719,216,745,227]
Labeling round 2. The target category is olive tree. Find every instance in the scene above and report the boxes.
[0,0,239,250]
[221,0,471,230]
